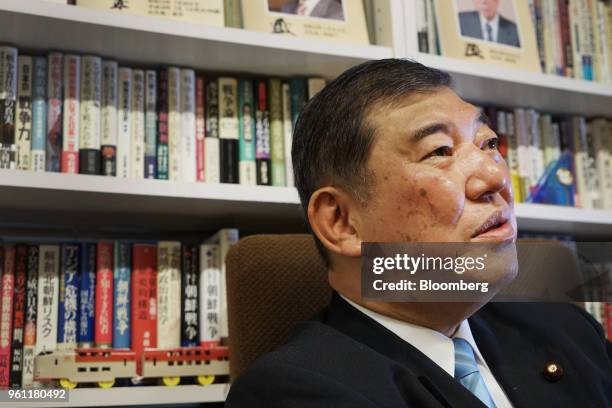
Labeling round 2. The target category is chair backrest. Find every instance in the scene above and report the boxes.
[226,234,330,380]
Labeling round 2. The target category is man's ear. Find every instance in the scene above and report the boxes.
[307,186,362,258]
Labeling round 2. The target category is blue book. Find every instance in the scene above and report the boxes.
[78,243,96,346]
[112,242,131,349]
[527,152,575,206]
[31,57,47,172]
[58,243,80,348]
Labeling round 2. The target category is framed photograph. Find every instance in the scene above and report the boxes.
[242,0,369,44]
[435,0,540,72]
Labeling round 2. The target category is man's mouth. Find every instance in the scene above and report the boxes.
[471,210,515,242]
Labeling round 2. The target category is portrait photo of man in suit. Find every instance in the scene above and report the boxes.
[459,0,521,47]
[268,0,345,21]
[226,59,611,407]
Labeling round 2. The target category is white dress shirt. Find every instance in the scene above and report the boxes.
[297,0,321,16]
[479,13,500,43]
[342,296,514,408]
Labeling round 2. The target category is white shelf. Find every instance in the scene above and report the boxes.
[1,170,611,238]
[0,384,229,407]
[0,0,392,78]
[412,53,612,117]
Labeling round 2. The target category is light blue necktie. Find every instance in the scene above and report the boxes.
[453,338,497,408]
[485,23,493,42]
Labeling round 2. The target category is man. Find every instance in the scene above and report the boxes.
[459,0,520,47]
[279,0,344,21]
[225,59,611,407]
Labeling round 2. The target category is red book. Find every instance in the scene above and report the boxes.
[131,244,157,375]
[557,0,573,77]
[61,55,80,174]
[95,242,113,347]
[0,246,15,389]
[9,245,27,387]
[196,75,206,182]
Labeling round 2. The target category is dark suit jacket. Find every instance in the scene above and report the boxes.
[226,293,612,407]
[281,0,344,20]
[459,11,521,48]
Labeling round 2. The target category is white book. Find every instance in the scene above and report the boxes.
[282,82,294,187]
[514,109,532,199]
[80,56,102,171]
[592,119,612,209]
[168,67,181,181]
[596,0,611,83]
[181,69,196,183]
[504,112,522,202]
[573,117,599,208]
[157,241,181,349]
[527,110,545,185]
[101,60,118,175]
[131,69,145,179]
[205,229,239,339]
[569,0,583,79]
[205,138,220,183]
[199,244,221,344]
[117,67,132,178]
[35,245,60,354]
[16,56,33,171]
[62,54,80,174]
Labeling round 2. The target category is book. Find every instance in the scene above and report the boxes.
[255,79,271,186]
[101,60,118,176]
[238,78,256,186]
[515,109,533,199]
[9,245,27,388]
[307,78,325,99]
[196,75,206,182]
[289,77,307,129]
[0,246,15,389]
[46,52,63,172]
[181,244,199,347]
[168,67,181,181]
[31,57,47,172]
[131,69,145,179]
[15,56,33,171]
[78,243,96,347]
[181,69,196,183]
[157,241,181,349]
[22,245,39,388]
[268,78,285,186]
[527,109,545,187]
[61,54,80,174]
[117,67,132,178]
[131,243,157,373]
[592,119,612,209]
[585,121,602,209]
[57,243,79,350]
[0,47,18,169]
[504,111,522,203]
[218,77,239,184]
[558,0,574,77]
[199,244,221,345]
[95,242,113,347]
[282,81,294,187]
[79,55,102,175]
[572,117,594,208]
[156,69,169,180]
[595,0,611,83]
[35,245,60,354]
[144,70,157,179]
[113,242,131,349]
[205,79,220,183]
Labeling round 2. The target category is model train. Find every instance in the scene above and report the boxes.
[34,344,229,388]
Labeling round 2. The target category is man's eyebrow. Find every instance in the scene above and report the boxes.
[477,111,491,127]
[410,123,448,144]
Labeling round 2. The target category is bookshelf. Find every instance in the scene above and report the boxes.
[0,0,611,405]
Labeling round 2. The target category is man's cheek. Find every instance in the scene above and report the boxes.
[404,171,465,226]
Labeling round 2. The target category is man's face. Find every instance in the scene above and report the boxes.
[357,87,516,245]
[473,0,499,20]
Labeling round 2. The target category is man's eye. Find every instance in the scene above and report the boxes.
[424,146,452,159]
[483,137,499,150]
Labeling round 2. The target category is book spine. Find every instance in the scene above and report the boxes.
[528,110,545,186]
[77,243,96,347]
[199,244,221,345]
[514,109,533,199]
[9,245,27,388]
[168,67,181,181]
[31,57,47,172]
[238,78,256,185]
[16,56,33,171]
[552,0,565,75]
[607,3,612,84]
[282,81,294,187]
[218,77,239,184]
[101,60,118,176]
[46,52,63,172]
[181,69,196,183]
[504,111,522,203]
[144,70,157,179]
[205,79,220,183]
[307,78,325,99]
[572,117,589,208]
[57,243,79,349]
[35,245,59,354]
[0,246,14,389]
[0,47,18,170]
[558,0,574,77]
[268,78,285,186]
[588,0,602,81]
[61,54,80,174]
[156,69,169,180]
[22,245,39,388]
[592,119,612,209]
[94,242,113,347]
[117,67,132,178]
[180,244,199,347]
[112,242,131,349]
[79,56,102,175]
[131,243,157,375]
[157,241,181,349]
[289,77,307,129]
[578,0,594,80]
[255,79,271,185]
[569,0,583,79]
[196,75,206,182]
[596,0,611,83]
[585,121,602,208]
[131,69,145,179]
[416,0,429,53]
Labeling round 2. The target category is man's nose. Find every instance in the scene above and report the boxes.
[463,148,509,202]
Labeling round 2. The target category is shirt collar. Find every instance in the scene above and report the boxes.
[479,12,500,30]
